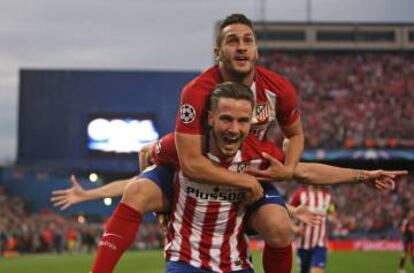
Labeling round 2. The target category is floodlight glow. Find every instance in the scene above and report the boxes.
[104,198,112,206]
[89,173,99,183]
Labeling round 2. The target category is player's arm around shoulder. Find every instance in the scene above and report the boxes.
[175,132,263,201]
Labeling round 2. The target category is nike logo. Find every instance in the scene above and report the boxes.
[265,194,280,198]
[102,232,123,239]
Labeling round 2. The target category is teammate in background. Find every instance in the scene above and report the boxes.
[399,210,414,273]
[289,186,334,273]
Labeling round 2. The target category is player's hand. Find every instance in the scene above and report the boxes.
[247,152,293,181]
[155,213,170,234]
[243,178,263,205]
[291,224,305,236]
[361,170,408,190]
[50,175,87,210]
[291,204,323,226]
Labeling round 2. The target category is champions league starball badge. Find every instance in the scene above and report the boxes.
[180,104,196,124]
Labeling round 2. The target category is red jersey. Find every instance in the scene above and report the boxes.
[289,187,332,249]
[176,65,300,140]
[153,133,284,272]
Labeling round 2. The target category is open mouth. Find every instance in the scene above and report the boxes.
[222,135,240,145]
[234,55,249,62]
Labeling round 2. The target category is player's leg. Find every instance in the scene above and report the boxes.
[246,183,292,273]
[92,165,174,273]
[121,178,169,212]
[297,248,312,273]
[399,241,408,272]
[309,247,327,273]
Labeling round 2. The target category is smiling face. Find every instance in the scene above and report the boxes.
[208,97,253,161]
[215,23,259,85]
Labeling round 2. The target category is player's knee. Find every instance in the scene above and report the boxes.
[264,220,291,247]
[251,205,292,247]
[121,179,158,213]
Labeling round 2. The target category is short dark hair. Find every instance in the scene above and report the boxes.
[209,82,254,112]
[216,13,255,47]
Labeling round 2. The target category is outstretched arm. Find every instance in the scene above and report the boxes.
[293,163,408,190]
[51,142,160,210]
[248,154,407,190]
[50,175,135,210]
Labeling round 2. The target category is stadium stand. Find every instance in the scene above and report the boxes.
[258,51,414,149]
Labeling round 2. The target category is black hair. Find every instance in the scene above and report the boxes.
[216,13,255,47]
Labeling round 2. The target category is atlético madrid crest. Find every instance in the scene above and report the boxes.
[255,102,271,123]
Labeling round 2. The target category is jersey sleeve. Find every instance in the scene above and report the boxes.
[264,142,285,163]
[151,133,180,169]
[175,82,210,135]
[276,78,300,127]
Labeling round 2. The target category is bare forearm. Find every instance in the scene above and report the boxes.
[176,132,255,189]
[294,163,361,185]
[180,154,255,189]
[83,178,133,200]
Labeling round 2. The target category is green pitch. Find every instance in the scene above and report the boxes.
[0,250,409,273]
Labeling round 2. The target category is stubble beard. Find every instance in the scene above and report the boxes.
[211,130,240,161]
[220,57,254,84]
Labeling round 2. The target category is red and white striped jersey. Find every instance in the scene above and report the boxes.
[289,186,332,249]
[160,134,284,273]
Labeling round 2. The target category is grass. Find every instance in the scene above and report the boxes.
[0,250,410,273]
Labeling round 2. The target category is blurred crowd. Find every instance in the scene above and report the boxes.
[259,52,414,149]
[329,174,414,240]
[0,186,163,256]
